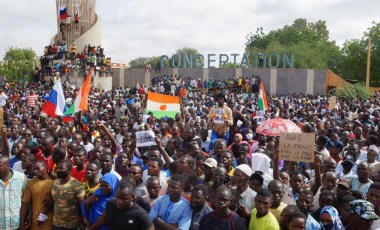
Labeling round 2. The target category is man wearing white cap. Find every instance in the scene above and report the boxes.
[203,158,217,186]
[364,145,380,178]
[233,164,257,219]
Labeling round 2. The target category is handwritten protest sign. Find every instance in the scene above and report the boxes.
[279,132,315,162]
[136,131,156,147]
[328,96,336,110]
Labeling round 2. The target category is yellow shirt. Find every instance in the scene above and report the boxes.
[227,168,235,177]
[249,208,280,230]
[269,202,287,222]
[83,181,100,198]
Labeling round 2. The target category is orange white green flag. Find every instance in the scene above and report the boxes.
[64,70,93,116]
[258,81,268,111]
[146,92,180,118]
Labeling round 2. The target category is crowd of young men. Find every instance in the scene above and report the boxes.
[1,75,380,230]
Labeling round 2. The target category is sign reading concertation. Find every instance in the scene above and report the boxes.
[159,52,294,68]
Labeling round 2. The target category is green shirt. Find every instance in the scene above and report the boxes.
[52,178,85,228]
[248,208,280,230]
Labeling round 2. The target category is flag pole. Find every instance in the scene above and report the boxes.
[366,37,371,89]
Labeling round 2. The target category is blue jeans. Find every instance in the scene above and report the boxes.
[209,130,230,152]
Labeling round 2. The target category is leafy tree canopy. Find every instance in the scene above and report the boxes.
[128,47,200,68]
[339,22,380,85]
[0,47,36,83]
[245,18,341,70]
[4,47,36,62]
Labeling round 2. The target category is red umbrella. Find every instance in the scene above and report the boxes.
[256,118,302,136]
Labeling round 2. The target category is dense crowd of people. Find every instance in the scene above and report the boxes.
[151,75,262,95]
[36,42,112,83]
[1,75,380,230]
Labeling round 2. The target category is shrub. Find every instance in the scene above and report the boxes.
[335,82,372,100]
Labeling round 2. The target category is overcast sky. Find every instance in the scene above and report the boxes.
[0,0,379,65]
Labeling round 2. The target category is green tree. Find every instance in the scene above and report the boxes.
[175,47,200,67]
[226,61,241,68]
[128,47,200,68]
[339,39,367,81]
[245,18,341,70]
[0,47,36,83]
[338,22,380,85]
[335,82,372,100]
[128,56,161,69]
[366,22,380,86]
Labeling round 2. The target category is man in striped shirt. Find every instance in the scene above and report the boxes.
[0,155,28,230]
[26,90,38,108]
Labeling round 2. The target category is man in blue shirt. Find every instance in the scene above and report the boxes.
[296,190,321,230]
[190,184,212,230]
[150,175,192,230]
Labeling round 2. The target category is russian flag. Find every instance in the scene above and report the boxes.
[59,5,67,20]
[42,79,66,118]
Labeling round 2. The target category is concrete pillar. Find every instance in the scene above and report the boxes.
[119,68,125,88]
[144,70,151,87]
[236,68,242,78]
[173,68,179,76]
[270,68,277,94]
[306,69,315,95]
[203,68,209,81]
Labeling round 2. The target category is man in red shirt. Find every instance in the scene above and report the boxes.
[37,135,56,177]
[71,145,88,183]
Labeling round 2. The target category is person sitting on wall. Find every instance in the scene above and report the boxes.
[209,93,233,151]
[145,63,151,72]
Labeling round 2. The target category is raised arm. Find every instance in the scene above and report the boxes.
[226,108,233,126]
[311,153,323,195]
[2,128,9,156]
[96,120,117,148]
[155,136,172,169]
[180,98,185,121]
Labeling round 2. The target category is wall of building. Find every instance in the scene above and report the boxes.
[326,70,348,88]
[110,67,337,95]
[69,14,102,54]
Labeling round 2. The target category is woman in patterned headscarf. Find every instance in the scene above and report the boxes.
[319,206,345,230]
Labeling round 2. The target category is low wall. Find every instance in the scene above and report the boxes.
[110,67,331,95]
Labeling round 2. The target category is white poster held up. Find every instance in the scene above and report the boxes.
[255,110,265,125]
[328,97,337,110]
[136,131,156,147]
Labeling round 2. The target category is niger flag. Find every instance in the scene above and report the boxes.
[258,81,268,111]
[64,70,93,117]
[147,92,180,118]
